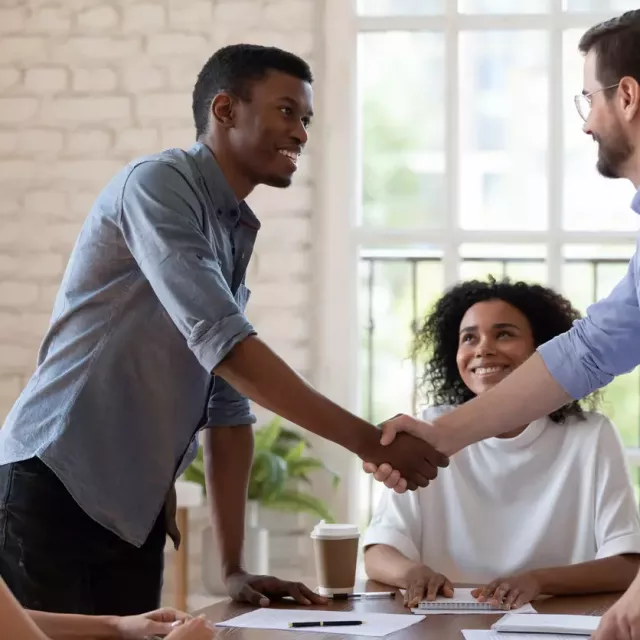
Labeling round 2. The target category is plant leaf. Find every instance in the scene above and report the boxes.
[283,441,305,462]
[254,417,282,452]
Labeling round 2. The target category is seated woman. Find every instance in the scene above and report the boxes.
[0,575,213,640]
[363,278,640,610]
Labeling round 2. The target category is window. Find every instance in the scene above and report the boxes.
[330,0,640,526]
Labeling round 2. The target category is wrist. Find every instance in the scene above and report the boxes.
[432,416,471,456]
[526,568,547,593]
[100,615,123,639]
[223,565,245,581]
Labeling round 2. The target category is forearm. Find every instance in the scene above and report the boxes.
[531,555,640,596]
[364,544,424,588]
[214,336,378,456]
[203,425,252,578]
[28,611,119,640]
[435,353,570,455]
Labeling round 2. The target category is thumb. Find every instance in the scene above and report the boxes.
[442,580,454,598]
[362,462,378,474]
[146,620,178,636]
[379,421,399,446]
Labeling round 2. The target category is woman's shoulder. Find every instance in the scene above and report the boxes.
[557,410,624,448]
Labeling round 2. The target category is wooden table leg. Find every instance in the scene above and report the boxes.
[175,507,188,612]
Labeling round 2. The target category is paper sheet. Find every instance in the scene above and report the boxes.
[411,588,536,615]
[463,631,587,640]
[216,608,426,637]
[492,613,601,634]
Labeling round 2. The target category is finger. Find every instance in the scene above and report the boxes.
[407,580,426,608]
[373,463,394,482]
[417,460,438,482]
[410,472,431,488]
[241,584,270,607]
[286,583,312,605]
[150,607,192,622]
[383,469,402,488]
[513,592,530,610]
[504,588,521,610]
[426,575,444,601]
[442,578,454,598]
[471,588,481,598]
[476,581,498,602]
[362,462,378,474]
[298,583,328,605]
[405,480,418,491]
[393,478,408,494]
[491,583,510,607]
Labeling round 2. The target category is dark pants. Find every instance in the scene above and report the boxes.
[0,458,166,615]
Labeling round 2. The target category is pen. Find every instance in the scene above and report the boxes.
[330,591,396,599]
[289,620,364,628]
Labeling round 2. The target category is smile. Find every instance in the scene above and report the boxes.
[278,149,299,167]
[472,366,508,376]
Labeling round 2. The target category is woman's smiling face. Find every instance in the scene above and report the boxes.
[456,299,536,397]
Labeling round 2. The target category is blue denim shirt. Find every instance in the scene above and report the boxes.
[0,143,258,546]
[539,187,640,400]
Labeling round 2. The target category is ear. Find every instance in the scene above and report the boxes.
[619,76,640,122]
[211,92,236,129]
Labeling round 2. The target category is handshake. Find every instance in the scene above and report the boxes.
[359,414,451,493]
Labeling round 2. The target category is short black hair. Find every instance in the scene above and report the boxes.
[192,43,313,139]
[579,10,640,88]
[412,277,598,424]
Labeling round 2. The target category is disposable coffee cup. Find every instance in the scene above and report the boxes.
[310,520,360,596]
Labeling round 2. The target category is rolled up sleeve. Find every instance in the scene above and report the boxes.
[203,376,256,427]
[119,160,256,372]
[538,248,640,399]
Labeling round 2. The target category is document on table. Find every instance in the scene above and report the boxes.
[411,588,536,615]
[463,632,588,640]
[216,608,426,637]
[492,613,601,634]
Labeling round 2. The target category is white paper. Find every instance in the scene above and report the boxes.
[412,588,536,615]
[216,608,426,637]
[463,631,588,640]
[492,613,601,634]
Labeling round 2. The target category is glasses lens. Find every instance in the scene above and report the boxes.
[576,94,590,121]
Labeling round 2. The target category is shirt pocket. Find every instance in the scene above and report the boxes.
[235,283,251,312]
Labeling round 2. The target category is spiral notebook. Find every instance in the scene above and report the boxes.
[410,588,536,615]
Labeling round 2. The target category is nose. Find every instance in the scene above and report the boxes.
[474,335,496,357]
[293,119,308,146]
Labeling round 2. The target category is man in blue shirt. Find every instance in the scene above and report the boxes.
[0,44,448,616]
[366,10,640,640]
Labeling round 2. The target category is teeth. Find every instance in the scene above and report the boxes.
[278,149,298,164]
[475,366,503,375]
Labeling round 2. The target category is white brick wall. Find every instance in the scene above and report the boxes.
[0,0,321,607]
[0,0,319,423]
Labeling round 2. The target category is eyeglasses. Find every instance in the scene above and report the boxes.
[574,83,620,121]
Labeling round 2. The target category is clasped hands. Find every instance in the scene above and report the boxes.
[361,414,449,493]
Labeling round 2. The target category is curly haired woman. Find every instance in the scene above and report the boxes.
[364,278,640,611]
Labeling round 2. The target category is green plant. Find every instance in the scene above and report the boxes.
[183,417,340,522]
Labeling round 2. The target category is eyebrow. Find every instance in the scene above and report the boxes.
[459,322,520,334]
[279,95,314,117]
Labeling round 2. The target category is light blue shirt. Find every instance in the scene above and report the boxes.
[0,143,258,546]
[539,188,640,400]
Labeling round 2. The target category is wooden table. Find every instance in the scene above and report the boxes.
[195,581,620,639]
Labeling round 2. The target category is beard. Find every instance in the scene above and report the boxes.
[595,125,633,179]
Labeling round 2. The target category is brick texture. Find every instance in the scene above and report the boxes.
[0,0,319,605]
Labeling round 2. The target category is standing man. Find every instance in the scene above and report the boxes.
[0,44,447,616]
[366,10,640,640]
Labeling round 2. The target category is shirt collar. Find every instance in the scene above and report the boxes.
[186,142,261,231]
[632,186,640,215]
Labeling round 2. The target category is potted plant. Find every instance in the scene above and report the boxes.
[183,417,340,593]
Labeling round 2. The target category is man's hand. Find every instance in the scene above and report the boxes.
[360,427,448,492]
[592,576,640,640]
[113,608,193,638]
[362,415,448,492]
[226,571,328,607]
[403,565,454,609]
[472,572,542,610]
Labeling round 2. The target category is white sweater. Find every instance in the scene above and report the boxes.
[363,407,640,583]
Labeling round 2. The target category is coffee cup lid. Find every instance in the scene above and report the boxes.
[310,520,360,539]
